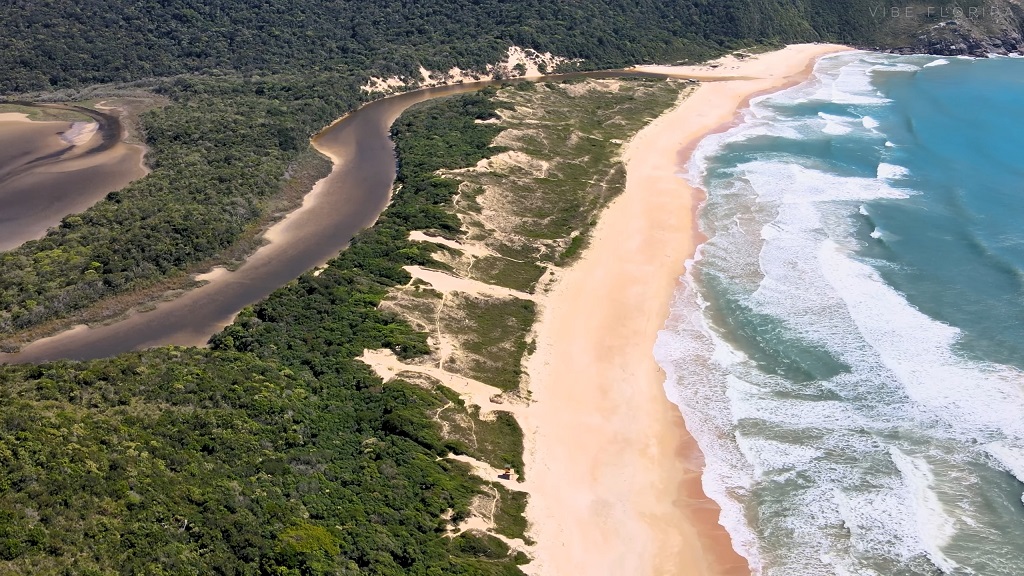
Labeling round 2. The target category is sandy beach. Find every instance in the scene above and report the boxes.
[520,44,851,576]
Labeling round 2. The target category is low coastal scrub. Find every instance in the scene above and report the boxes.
[402,293,536,394]
[373,78,687,552]
[378,78,687,402]
[447,78,688,277]
[490,484,532,544]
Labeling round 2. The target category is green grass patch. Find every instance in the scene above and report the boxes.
[450,531,510,560]
[428,382,524,477]
[472,408,525,478]
[469,256,546,293]
[0,103,92,122]
[491,483,532,544]
[452,79,686,267]
[454,296,534,392]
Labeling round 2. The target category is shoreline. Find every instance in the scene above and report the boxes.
[521,44,851,575]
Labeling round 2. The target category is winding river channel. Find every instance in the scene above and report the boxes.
[1,72,667,364]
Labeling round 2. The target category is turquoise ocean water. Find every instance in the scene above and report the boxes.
[656,52,1024,575]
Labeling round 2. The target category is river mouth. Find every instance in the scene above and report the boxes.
[0,103,147,252]
[0,71,676,364]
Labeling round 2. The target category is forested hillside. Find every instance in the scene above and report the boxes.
[1,0,975,94]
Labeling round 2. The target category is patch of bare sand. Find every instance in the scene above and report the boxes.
[403,266,535,301]
[359,346,534,555]
[194,265,231,284]
[490,127,545,150]
[358,348,518,419]
[59,121,99,146]
[562,78,621,97]
[362,46,581,95]
[408,230,493,258]
[0,112,33,122]
[473,150,551,178]
[261,139,342,247]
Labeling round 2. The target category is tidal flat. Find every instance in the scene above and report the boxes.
[0,104,147,251]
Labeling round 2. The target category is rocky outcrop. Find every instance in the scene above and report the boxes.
[912,23,1024,56]
[874,0,1024,56]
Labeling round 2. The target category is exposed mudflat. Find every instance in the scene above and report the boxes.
[0,104,147,251]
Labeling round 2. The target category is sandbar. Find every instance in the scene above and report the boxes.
[0,104,146,251]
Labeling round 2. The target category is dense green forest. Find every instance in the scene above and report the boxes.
[0,91,531,574]
[0,0,908,94]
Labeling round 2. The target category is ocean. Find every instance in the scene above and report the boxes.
[656,52,1024,575]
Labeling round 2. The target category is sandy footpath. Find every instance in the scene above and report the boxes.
[520,44,851,576]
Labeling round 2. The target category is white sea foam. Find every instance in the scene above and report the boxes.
[875,63,922,72]
[819,112,854,135]
[656,275,764,572]
[924,59,951,68]
[985,442,1024,504]
[835,478,939,569]
[687,53,890,186]
[890,449,961,573]
[985,442,1024,483]
[859,205,870,216]
[877,163,910,179]
[686,107,806,185]
[735,434,824,481]
[737,161,909,204]
[812,59,890,105]
[818,240,1024,441]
